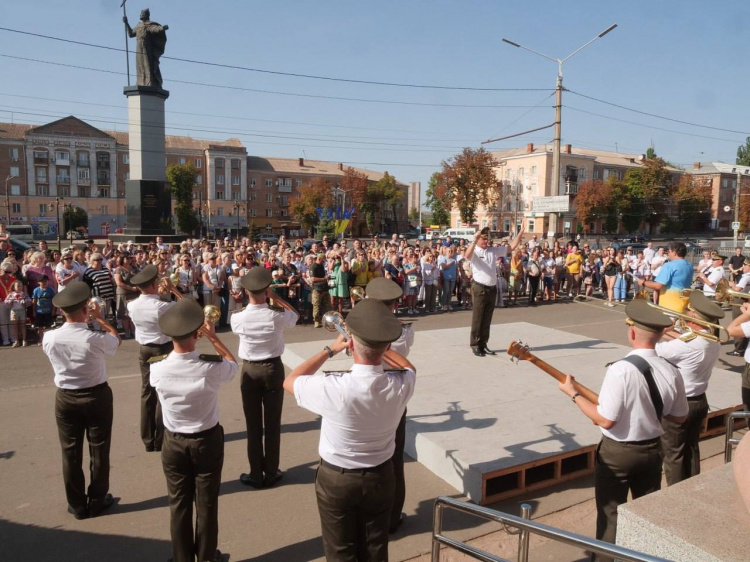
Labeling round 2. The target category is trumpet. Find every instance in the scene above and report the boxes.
[203,305,221,325]
[158,275,184,300]
[88,296,106,314]
[631,292,729,343]
[350,286,365,304]
[713,279,750,306]
[323,311,351,356]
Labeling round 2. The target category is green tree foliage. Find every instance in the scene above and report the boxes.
[425,172,450,227]
[434,148,501,224]
[737,137,750,166]
[290,177,334,236]
[63,206,88,232]
[673,175,712,232]
[408,207,420,221]
[316,214,336,238]
[166,164,200,235]
[622,157,674,231]
[248,220,261,242]
[374,172,403,233]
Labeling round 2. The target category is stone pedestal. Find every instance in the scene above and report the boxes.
[122,85,172,236]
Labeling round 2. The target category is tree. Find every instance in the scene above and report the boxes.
[434,148,501,224]
[737,137,750,166]
[672,175,712,232]
[375,172,403,233]
[575,180,612,225]
[425,172,450,226]
[290,177,334,235]
[63,206,88,233]
[166,164,200,235]
[316,213,336,238]
[623,157,674,231]
[247,220,261,241]
[408,207,420,221]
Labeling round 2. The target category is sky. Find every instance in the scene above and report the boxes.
[1,1,749,210]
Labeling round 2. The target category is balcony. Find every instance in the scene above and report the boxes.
[55,156,71,167]
[96,158,110,169]
[33,153,48,164]
[56,176,71,184]
[77,159,90,168]
[77,174,91,185]
[36,176,48,184]
[97,172,111,185]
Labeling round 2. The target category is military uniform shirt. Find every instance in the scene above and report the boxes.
[597,349,688,442]
[736,272,750,292]
[701,266,725,297]
[469,246,506,287]
[294,364,416,468]
[150,351,237,433]
[655,336,720,397]
[389,324,414,358]
[230,303,299,361]
[127,293,175,345]
[740,321,750,363]
[43,323,119,389]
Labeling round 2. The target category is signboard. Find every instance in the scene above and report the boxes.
[532,196,569,213]
[733,221,741,230]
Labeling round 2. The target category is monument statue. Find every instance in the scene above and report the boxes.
[123,8,168,89]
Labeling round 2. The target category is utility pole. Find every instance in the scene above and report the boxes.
[734,167,742,248]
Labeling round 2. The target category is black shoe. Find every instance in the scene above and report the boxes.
[482,347,497,356]
[389,512,406,534]
[145,444,154,452]
[727,350,744,357]
[239,473,264,489]
[472,347,486,357]
[264,470,283,488]
[88,493,113,517]
[67,505,88,520]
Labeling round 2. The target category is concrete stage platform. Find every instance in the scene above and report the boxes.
[282,322,744,504]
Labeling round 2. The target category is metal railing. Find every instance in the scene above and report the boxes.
[724,411,750,463]
[431,496,670,562]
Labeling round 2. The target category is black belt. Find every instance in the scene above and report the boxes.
[142,341,172,348]
[168,423,220,439]
[603,435,659,446]
[58,381,108,394]
[243,356,281,364]
[320,458,391,474]
[687,393,706,402]
[471,281,497,289]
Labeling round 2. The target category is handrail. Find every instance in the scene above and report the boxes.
[724,411,750,463]
[431,496,670,562]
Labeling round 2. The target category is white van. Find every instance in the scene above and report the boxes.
[440,227,477,243]
[6,224,34,242]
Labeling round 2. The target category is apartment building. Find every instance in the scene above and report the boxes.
[687,161,750,231]
[0,116,408,238]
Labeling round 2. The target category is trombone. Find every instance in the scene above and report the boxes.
[631,292,729,343]
[713,279,750,306]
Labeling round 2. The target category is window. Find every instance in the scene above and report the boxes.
[280,209,288,218]
[217,208,224,217]
[518,167,524,178]
[231,159,240,169]
[232,191,240,201]
[55,151,70,163]
[37,185,49,196]
[232,175,240,186]
[57,168,70,183]
[250,178,256,187]
[36,168,48,182]
[266,208,273,217]
[266,193,273,203]
[7,166,20,179]
[10,185,20,195]
[178,157,186,165]
[265,178,272,188]
[97,152,110,167]
[578,168,587,180]
[527,219,534,232]
[79,187,89,197]
[78,168,90,182]
[39,204,48,214]
[279,195,288,206]
[722,178,728,188]
[77,152,90,166]
[124,171,130,180]
[9,148,19,161]
[265,223,272,231]
[98,188,110,198]
[248,192,256,201]
[217,174,224,185]
[215,158,225,168]
[196,175,203,184]
[11,203,20,213]
[296,179,302,188]
[195,159,202,168]
[216,191,225,200]
[530,165,537,175]
[34,150,48,161]
[58,186,70,197]
[503,218,510,231]
[249,208,256,217]
[593,169,600,180]
[122,154,129,164]
[100,205,109,214]
[732,179,738,189]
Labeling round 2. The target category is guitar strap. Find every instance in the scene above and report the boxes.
[619,356,664,422]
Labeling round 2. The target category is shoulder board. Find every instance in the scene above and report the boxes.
[199,354,223,362]
[386,368,408,373]
[323,370,349,376]
[234,306,246,313]
[148,354,169,364]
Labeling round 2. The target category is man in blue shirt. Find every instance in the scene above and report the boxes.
[643,242,694,312]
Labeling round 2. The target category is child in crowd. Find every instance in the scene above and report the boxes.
[5,279,31,347]
[32,274,56,345]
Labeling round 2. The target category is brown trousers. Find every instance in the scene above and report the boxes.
[55,382,113,516]
[161,424,224,562]
[470,282,497,349]
[661,395,708,485]
[313,289,330,324]
[240,357,285,481]
[390,410,406,527]
[139,342,172,450]
[315,460,395,562]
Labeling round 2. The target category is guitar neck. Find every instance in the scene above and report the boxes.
[524,352,600,405]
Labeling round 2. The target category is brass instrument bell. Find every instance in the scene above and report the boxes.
[169,273,180,285]
[88,296,105,313]
[203,305,221,324]
[350,286,365,303]
[322,311,351,355]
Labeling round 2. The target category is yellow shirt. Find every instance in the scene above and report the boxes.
[565,253,583,275]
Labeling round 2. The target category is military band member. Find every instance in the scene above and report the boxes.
[284,299,416,561]
[42,281,120,520]
[727,258,750,357]
[695,252,726,299]
[127,264,176,452]
[558,300,688,559]
[150,298,237,562]
[655,291,723,485]
[230,267,299,488]
[726,301,750,410]
[366,276,414,533]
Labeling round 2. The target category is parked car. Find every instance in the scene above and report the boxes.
[66,230,85,240]
[256,233,279,245]
[695,239,712,250]
[399,230,420,240]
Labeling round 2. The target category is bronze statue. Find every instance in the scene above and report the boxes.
[123,8,168,88]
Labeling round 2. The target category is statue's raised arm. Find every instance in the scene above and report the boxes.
[124,8,168,89]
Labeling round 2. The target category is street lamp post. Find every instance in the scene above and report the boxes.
[502,24,617,242]
[5,174,16,225]
[231,202,244,241]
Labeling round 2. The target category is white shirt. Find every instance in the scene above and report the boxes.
[43,322,119,389]
[127,294,175,345]
[701,266,725,296]
[741,321,750,363]
[294,363,416,468]
[597,349,688,442]
[389,324,414,358]
[230,303,298,361]
[655,336,720,397]
[150,351,237,433]
[643,247,655,264]
[736,272,750,292]
[469,245,507,286]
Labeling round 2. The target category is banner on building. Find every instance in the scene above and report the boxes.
[532,196,569,213]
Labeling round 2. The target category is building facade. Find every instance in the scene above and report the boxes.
[687,161,750,231]
[0,117,408,239]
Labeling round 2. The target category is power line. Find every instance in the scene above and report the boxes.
[0,26,550,92]
[0,53,550,110]
[567,89,750,135]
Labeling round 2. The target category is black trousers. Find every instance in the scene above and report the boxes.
[742,363,750,411]
[528,275,540,304]
[733,304,749,353]
[139,342,172,450]
[315,459,395,562]
[390,410,406,527]
[240,357,285,481]
[594,436,662,562]
[54,382,113,516]
[661,394,708,485]
[162,424,224,562]
[470,282,497,349]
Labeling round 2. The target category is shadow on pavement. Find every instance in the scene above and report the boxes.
[238,535,325,561]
